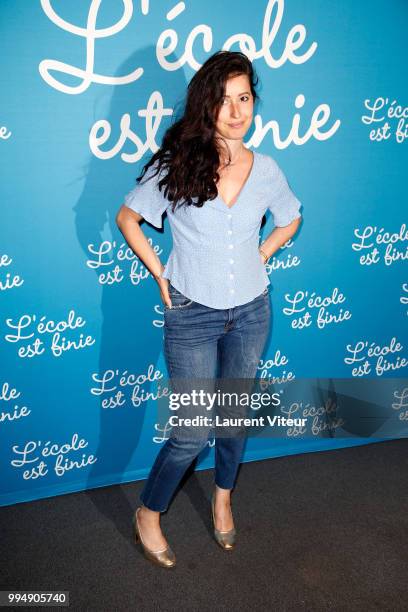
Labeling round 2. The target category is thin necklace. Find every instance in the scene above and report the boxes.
[220,143,245,169]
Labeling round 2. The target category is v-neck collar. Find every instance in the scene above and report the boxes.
[215,150,257,211]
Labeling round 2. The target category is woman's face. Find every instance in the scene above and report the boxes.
[214,73,254,143]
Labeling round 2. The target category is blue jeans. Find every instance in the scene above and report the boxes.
[140,282,271,512]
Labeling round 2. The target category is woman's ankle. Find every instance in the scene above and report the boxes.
[214,485,232,503]
[139,504,161,523]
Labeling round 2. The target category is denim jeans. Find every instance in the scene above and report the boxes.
[140,282,271,512]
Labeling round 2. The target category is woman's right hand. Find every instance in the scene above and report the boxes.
[156,276,172,308]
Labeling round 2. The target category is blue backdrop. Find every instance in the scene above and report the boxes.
[1,0,407,507]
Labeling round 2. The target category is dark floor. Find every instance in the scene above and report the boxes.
[1,439,407,612]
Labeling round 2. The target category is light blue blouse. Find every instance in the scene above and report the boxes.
[123,151,302,309]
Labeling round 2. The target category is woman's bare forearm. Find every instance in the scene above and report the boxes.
[259,217,302,261]
[116,207,164,280]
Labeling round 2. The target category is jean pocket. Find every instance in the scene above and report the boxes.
[165,285,195,310]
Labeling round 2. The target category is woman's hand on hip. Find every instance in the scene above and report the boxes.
[156,277,172,308]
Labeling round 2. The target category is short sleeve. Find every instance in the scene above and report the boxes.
[267,158,302,227]
[123,161,169,229]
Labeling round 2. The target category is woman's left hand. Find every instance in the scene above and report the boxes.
[259,249,267,264]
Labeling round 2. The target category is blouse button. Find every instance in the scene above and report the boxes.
[229,273,234,279]
[229,258,234,264]
[227,214,232,219]
[228,244,234,249]
[230,288,235,293]
[227,230,232,235]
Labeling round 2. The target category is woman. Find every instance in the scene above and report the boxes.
[116,50,302,568]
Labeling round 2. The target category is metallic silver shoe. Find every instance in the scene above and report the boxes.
[132,507,176,568]
[211,493,236,550]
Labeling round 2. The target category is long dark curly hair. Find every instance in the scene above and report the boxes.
[135,50,259,213]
